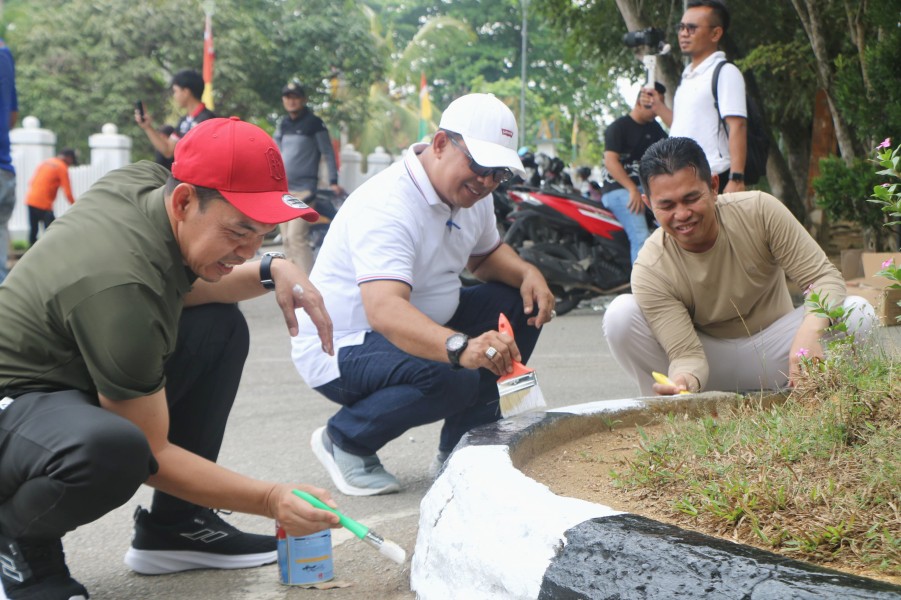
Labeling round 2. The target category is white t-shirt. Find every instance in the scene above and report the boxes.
[670,51,747,175]
[291,143,502,387]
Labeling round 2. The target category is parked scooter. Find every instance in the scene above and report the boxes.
[308,189,346,259]
[499,184,632,315]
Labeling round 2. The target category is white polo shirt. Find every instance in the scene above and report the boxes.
[291,143,502,387]
[670,51,747,175]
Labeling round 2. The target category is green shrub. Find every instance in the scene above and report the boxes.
[813,156,884,229]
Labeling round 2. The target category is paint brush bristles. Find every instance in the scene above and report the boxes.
[498,365,546,417]
[496,313,547,418]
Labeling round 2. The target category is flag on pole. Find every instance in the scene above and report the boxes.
[202,4,215,110]
[419,72,431,141]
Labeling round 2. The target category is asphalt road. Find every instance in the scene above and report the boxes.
[57,286,901,600]
[56,286,634,600]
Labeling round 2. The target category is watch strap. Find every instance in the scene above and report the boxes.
[260,252,285,290]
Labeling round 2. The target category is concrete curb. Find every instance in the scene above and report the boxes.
[411,395,901,599]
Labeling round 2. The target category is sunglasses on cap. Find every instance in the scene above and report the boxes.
[448,136,515,184]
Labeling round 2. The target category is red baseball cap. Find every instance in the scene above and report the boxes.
[172,117,319,224]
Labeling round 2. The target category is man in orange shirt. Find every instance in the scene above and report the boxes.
[25,148,77,245]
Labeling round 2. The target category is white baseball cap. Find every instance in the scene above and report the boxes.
[439,93,525,176]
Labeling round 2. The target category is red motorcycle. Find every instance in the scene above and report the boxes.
[499,184,632,315]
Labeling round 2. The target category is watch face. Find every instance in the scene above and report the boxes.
[446,333,467,352]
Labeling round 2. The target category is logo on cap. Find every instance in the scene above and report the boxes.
[282,194,310,210]
[266,148,285,181]
[501,128,514,138]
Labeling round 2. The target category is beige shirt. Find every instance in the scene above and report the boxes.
[631,191,845,390]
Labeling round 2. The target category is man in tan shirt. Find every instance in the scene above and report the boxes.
[603,137,874,396]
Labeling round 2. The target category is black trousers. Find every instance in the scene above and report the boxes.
[0,303,249,540]
[27,206,55,246]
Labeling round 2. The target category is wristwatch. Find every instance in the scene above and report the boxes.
[729,172,745,182]
[445,332,469,369]
[260,252,286,290]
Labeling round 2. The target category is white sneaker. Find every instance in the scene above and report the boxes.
[310,426,400,496]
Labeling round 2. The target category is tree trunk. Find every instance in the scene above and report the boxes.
[791,0,858,162]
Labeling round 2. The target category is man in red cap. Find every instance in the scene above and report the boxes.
[0,117,340,599]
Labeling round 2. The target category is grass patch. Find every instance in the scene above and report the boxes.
[611,341,900,578]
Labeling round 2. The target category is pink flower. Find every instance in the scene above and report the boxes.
[878,137,892,149]
[796,348,810,358]
[883,258,894,269]
[803,284,814,297]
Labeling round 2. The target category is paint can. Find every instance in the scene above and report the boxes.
[276,524,335,585]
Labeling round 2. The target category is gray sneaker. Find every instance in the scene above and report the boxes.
[310,426,400,496]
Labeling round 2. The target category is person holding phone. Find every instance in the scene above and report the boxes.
[135,69,215,162]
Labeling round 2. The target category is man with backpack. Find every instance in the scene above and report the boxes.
[641,0,749,193]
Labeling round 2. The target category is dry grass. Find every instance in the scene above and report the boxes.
[612,342,900,578]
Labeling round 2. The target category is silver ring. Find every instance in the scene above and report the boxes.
[485,346,498,360]
[550,309,557,319]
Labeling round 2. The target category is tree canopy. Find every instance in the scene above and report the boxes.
[2,0,896,219]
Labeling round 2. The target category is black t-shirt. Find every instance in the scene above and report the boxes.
[175,106,216,139]
[602,115,667,193]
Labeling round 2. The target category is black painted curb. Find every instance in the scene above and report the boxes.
[457,408,901,600]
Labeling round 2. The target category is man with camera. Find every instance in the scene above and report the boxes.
[640,0,747,194]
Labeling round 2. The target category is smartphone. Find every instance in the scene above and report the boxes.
[135,100,145,121]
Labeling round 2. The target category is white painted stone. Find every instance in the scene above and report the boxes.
[412,444,620,600]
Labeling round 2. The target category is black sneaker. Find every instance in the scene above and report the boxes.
[123,506,276,575]
[0,535,88,600]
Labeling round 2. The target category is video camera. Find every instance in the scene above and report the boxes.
[623,27,671,107]
[622,27,666,50]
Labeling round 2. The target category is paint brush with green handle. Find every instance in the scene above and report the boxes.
[292,489,407,564]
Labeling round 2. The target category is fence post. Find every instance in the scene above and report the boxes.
[9,116,56,240]
[89,123,132,171]
[367,146,392,180]
[339,144,364,193]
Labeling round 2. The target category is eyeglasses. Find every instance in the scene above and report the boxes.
[448,136,515,184]
[676,22,715,35]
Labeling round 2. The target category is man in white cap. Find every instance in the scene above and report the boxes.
[292,93,555,496]
[0,117,341,599]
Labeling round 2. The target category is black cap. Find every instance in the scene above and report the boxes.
[281,81,306,97]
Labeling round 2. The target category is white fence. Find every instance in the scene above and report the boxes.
[9,117,132,241]
[7,117,395,241]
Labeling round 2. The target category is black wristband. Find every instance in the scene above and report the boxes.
[260,252,286,290]
[729,172,744,182]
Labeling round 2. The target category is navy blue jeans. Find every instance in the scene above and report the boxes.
[315,282,542,456]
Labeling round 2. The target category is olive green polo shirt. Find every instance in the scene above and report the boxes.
[0,161,195,400]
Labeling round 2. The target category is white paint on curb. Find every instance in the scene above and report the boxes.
[549,397,643,415]
[411,443,621,599]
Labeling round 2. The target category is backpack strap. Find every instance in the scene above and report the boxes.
[711,60,728,134]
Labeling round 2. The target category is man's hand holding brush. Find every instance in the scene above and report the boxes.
[265,483,341,537]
